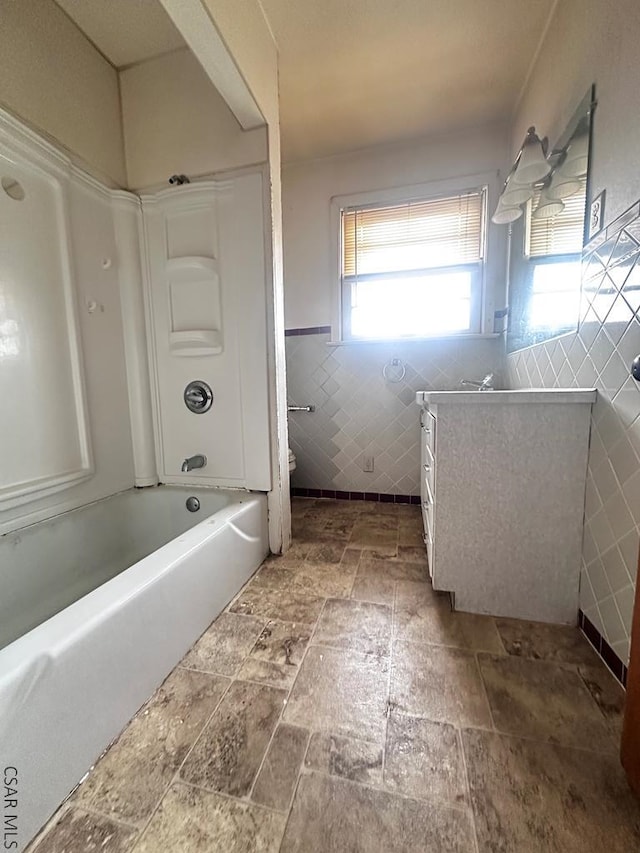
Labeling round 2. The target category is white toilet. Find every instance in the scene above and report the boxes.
[288,447,296,472]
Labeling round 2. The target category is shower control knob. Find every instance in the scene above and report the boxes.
[184,380,214,413]
[632,355,640,383]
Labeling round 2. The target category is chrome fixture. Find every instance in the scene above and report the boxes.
[491,95,595,226]
[181,454,207,472]
[186,496,200,512]
[184,380,213,414]
[287,405,316,412]
[459,373,494,391]
[169,174,190,185]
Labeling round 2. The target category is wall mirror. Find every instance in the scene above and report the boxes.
[506,86,596,353]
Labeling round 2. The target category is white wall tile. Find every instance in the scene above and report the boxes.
[287,333,502,496]
[508,214,640,663]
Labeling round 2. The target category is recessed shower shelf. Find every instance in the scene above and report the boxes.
[169,329,222,356]
[166,255,223,356]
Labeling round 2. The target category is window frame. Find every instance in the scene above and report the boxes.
[330,177,492,344]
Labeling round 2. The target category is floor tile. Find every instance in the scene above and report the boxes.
[396,545,429,565]
[340,547,362,567]
[396,530,424,548]
[73,668,229,824]
[134,783,286,853]
[496,618,601,666]
[305,542,347,564]
[358,555,425,582]
[395,581,504,653]
[236,619,312,688]
[391,641,492,727]
[351,574,396,605]
[180,612,265,676]
[384,712,468,808]
[304,732,383,786]
[463,728,640,853]
[29,807,137,853]
[313,598,392,655]
[230,572,325,623]
[283,645,389,741]
[180,680,286,797]
[286,562,356,598]
[251,723,309,811]
[478,654,616,751]
[349,522,398,551]
[578,661,626,733]
[280,772,475,853]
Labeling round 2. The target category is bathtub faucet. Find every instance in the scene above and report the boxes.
[181,454,207,473]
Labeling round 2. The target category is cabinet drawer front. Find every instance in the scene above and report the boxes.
[420,409,436,455]
[422,444,435,497]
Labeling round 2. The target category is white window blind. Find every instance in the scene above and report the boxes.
[526,176,587,258]
[342,190,485,279]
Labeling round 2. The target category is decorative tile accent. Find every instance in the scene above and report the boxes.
[508,199,640,665]
[291,487,420,504]
[579,609,628,687]
[285,325,332,337]
[287,333,502,496]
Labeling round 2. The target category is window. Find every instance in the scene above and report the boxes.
[524,177,587,332]
[339,189,486,340]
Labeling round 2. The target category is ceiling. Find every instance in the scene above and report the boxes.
[54,0,185,68]
[260,0,557,163]
[55,0,557,163]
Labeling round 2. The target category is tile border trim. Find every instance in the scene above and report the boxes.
[290,487,421,505]
[579,609,628,688]
[284,326,332,337]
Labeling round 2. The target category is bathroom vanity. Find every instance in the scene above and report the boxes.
[416,389,596,624]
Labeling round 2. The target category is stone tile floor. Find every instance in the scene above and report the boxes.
[28,498,640,852]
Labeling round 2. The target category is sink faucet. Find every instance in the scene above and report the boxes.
[181,454,207,473]
[459,373,494,391]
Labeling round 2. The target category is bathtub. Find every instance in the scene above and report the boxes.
[0,486,268,851]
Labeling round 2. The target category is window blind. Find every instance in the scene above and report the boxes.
[342,190,485,279]
[526,176,587,258]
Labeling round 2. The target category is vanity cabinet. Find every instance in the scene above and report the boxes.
[416,389,596,624]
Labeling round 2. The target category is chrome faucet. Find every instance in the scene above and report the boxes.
[181,454,207,473]
[459,373,495,391]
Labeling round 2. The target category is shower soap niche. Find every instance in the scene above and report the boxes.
[167,256,223,356]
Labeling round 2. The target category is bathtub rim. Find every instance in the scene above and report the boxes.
[0,487,265,675]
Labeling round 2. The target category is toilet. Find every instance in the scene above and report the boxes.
[288,447,296,472]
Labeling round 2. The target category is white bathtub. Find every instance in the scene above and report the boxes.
[0,486,268,851]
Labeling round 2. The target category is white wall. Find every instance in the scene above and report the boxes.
[282,125,510,330]
[508,0,640,668]
[282,126,508,497]
[120,48,268,190]
[0,0,126,186]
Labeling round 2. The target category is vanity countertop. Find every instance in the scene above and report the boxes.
[415,388,597,406]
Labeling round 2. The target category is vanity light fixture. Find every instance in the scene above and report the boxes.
[512,127,552,184]
[501,180,534,206]
[562,132,589,177]
[545,160,583,200]
[492,196,524,224]
[492,125,587,225]
[532,189,565,220]
[491,126,550,224]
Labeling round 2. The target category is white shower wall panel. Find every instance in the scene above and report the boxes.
[0,110,135,535]
[143,173,271,490]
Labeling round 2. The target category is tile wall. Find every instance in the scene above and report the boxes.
[508,201,640,664]
[286,331,502,497]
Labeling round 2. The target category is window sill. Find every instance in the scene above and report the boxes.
[326,333,502,347]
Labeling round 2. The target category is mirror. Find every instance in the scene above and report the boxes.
[506,87,595,353]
